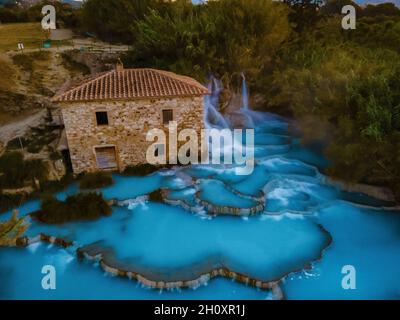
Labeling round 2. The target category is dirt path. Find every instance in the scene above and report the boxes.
[0,109,46,144]
[8,37,129,55]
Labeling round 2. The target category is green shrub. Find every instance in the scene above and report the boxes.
[39,173,74,194]
[0,152,33,187]
[34,192,112,224]
[0,151,24,174]
[149,189,163,202]
[0,151,48,189]
[0,193,26,213]
[0,173,74,213]
[79,172,113,189]
[123,164,160,176]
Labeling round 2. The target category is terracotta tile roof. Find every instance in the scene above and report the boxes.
[52,68,209,103]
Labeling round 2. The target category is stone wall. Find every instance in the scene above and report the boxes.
[60,96,206,173]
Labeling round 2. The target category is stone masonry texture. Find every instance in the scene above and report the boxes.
[60,97,206,174]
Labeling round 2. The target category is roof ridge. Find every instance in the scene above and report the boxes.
[151,69,207,92]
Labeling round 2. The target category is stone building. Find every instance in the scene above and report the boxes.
[52,64,209,174]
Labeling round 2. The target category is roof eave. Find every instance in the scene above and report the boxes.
[52,92,211,104]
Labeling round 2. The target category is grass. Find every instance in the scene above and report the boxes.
[0,56,16,90]
[13,51,50,72]
[11,51,53,96]
[12,51,50,72]
[12,53,34,72]
[0,51,52,115]
[0,23,47,53]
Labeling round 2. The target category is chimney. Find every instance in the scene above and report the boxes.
[116,58,124,72]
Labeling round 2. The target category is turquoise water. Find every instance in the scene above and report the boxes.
[198,179,257,208]
[25,204,328,282]
[166,187,198,206]
[1,113,399,300]
[283,203,400,300]
[0,244,272,300]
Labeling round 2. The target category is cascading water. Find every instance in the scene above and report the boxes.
[204,77,229,129]
[241,72,249,110]
[210,77,222,111]
[204,74,253,129]
[240,73,255,128]
[240,73,280,127]
[203,74,286,161]
[203,76,255,166]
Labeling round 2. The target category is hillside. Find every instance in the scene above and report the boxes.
[0,22,46,53]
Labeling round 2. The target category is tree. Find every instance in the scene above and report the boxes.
[321,0,360,16]
[81,0,161,43]
[126,0,290,86]
[361,3,400,18]
[283,0,325,32]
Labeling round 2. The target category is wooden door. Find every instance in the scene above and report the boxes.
[95,146,117,169]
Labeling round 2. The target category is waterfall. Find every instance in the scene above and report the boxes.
[204,76,229,129]
[203,74,264,130]
[241,72,249,110]
[240,73,255,128]
[210,77,222,110]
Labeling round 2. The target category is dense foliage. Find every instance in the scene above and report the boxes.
[0,151,47,189]
[79,172,114,189]
[127,0,400,200]
[126,0,290,83]
[34,192,112,224]
[3,0,400,200]
[80,0,162,42]
[268,2,400,199]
